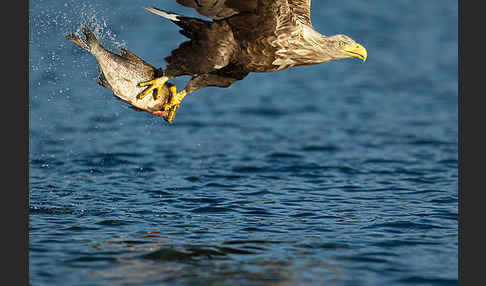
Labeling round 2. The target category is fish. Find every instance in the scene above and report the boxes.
[65,26,174,121]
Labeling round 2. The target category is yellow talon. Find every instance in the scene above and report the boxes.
[137,76,187,124]
[160,87,187,124]
[163,88,187,111]
[166,107,178,124]
[137,76,170,100]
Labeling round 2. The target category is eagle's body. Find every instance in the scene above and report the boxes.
[138,0,367,123]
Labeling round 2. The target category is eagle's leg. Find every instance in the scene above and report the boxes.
[137,76,172,100]
[163,85,188,123]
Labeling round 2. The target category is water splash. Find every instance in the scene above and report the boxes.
[30,1,126,49]
[29,1,128,101]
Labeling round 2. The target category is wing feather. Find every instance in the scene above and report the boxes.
[175,0,307,24]
[174,0,311,28]
[174,0,296,40]
[288,0,312,25]
[176,0,252,20]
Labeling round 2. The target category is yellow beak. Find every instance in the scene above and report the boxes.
[340,43,367,62]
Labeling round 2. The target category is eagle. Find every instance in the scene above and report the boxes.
[137,0,367,123]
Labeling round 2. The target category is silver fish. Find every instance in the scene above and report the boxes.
[65,26,173,121]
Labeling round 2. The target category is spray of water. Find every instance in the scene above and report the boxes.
[30,1,130,102]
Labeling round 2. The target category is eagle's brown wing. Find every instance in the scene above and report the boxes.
[288,0,312,26]
[176,1,312,24]
[176,0,312,24]
[176,0,256,20]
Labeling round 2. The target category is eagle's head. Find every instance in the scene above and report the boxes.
[273,28,367,68]
[327,34,367,62]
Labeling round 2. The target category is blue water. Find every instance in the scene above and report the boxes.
[29,1,458,285]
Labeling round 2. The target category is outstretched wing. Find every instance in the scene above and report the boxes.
[175,0,311,25]
[175,0,309,25]
[288,0,312,26]
[174,1,296,34]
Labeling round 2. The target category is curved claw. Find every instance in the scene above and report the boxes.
[137,76,170,100]
[162,101,180,124]
[165,108,178,124]
[163,89,187,111]
[163,103,180,111]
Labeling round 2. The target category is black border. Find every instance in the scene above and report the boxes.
[7,0,29,284]
[24,0,30,284]
[459,0,479,285]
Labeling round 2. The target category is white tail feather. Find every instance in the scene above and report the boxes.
[142,6,180,22]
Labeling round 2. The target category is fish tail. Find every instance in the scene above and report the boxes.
[81,26,101,48]
[65,25,101,53]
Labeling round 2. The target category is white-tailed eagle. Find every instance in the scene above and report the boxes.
[137,0,367,123]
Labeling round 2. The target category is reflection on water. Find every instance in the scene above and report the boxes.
[65,233,326,285]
